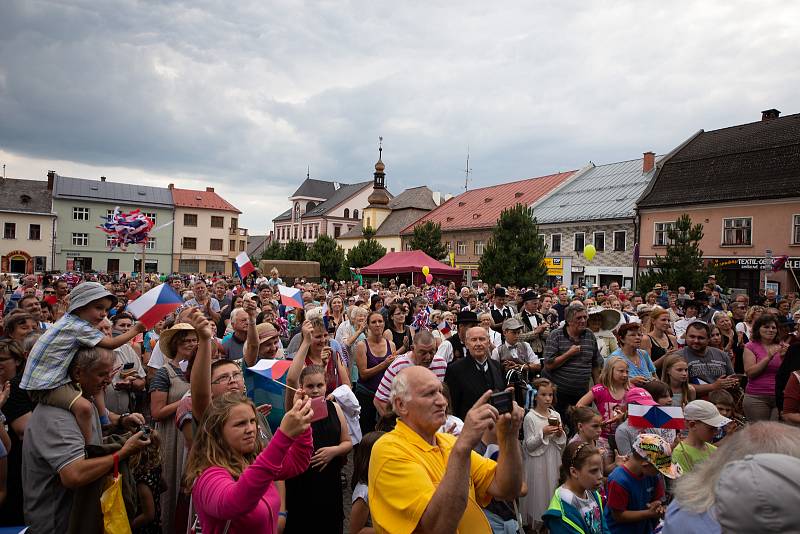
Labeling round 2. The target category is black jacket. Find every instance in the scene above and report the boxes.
[444,356,505,420]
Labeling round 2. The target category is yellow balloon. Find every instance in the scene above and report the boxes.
[583,244,596,261]
[422,265,430,276]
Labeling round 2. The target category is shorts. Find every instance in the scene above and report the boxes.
[29,382,84,410]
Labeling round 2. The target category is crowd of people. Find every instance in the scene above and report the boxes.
[1,268,800,534]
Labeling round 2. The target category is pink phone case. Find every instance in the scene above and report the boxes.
[310,396,328,423]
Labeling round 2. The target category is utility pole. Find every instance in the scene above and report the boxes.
[464,147,472,192]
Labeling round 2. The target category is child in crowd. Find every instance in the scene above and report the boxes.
[577,356,629,445]
[130,428,166,534]
[568,406,616,476]
[522,378,567,531]
[284,365,352,533]
[708,389,741,445]
[615,384,676,456]
[660,354,695,407]
[350,430,384,534]
[19,282,145,442]
[671,400,730,473]
[543,441,608,534]
[605,434,679,534]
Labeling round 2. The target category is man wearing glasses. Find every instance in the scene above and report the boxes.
[542,302,603,430]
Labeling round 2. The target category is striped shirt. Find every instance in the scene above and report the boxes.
[374,354,448,402]
[20,313,105,390]
[542,326,602,395]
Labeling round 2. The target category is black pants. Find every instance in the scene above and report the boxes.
[355,385,378,436]
[553,389,584,437]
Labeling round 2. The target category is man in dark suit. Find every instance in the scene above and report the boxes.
[445,326,505,420]
[490,287,514,326]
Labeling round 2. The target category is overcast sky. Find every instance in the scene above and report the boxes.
[1,1,798,233]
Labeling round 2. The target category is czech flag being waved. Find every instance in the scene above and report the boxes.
[278,284,304,309]
[125,283,183,329]
[627,404,685,430]
[235,252,256,280]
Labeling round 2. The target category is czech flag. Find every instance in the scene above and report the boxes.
[438,320,451,336]
[235,252,255,280]
[627,404,685,430]
[125,283,183,329]
[245,359,292,431]
[278,284,303,309]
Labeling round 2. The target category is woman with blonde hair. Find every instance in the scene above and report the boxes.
[641,307,678,371]
[185,393,313,534]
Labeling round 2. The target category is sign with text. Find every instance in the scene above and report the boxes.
[545,257,563,276]
[710,257,800,270]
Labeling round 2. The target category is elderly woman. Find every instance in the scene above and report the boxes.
[1,311,35,344]
[478,312,502,348]
[336,305,368,383]
[587,306,620,359]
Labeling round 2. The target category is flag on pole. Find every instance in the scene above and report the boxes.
[247,358,293,381]
[235,252,256,280]
[278,284,304,309]
[438,320,451,336]
[125,283,183,329]
[627,404,685,430]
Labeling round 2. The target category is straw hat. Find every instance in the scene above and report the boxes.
[158,323,197,360]
[242,322,280,355]
[587,306,621,330]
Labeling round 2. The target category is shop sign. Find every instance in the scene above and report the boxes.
[710,258,800,270]
[571,265,584,273]
[545,257,563,276]
[66,252,81,257]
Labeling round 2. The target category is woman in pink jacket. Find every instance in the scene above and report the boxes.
[183,392,314,534]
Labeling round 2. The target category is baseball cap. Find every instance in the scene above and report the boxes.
[684,400,731,428]
[624,387,659,406]
[632,433,682,479]
[715,453,800,533]
[502,317,524,331]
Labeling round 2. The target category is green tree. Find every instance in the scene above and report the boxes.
[478,203,547,287]
[260,241,284,260]
[637,213,718,291]
[339,228,386,279]
[282,239,308,261]
[307,235,345,280]
[408,221,448,260]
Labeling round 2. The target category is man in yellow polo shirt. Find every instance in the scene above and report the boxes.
[368,366,524,534]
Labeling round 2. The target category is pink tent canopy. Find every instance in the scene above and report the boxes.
[360,250,462,279]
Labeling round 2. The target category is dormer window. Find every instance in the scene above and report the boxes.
[20,194,31,204]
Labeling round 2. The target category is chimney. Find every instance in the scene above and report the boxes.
[100,176,106,182]
[761,108,780,121]
[168,183,174,190]
[47,170,56,191]
[431,191,441,205]
[206,187,215,192]
[643,151,655,173]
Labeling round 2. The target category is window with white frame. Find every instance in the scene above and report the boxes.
[72,233,89,246]
[574,232,585,252]
[474,240,485,255]
[794,215,800,244]
[613,231,627,251]
[593,231,605,252]
[106,234,115,247]
[723,217,752,246]
[551,233,561,253]
[457,241,466,255]
[146,238,156,250]
[654,222,674,246]
[144,212,157,224]
[73,207,90,221]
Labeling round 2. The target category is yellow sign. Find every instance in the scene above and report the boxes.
[449,251,455,267]
[545,257,563,276]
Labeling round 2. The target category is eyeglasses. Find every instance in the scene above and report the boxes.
[211,372,244,385]
[44,290,56,295]
[180,338,199,345]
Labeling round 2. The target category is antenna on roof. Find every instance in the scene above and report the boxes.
[464,147,472,192]
[307,165,310,180]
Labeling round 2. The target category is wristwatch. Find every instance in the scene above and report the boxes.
[118,412,131,428]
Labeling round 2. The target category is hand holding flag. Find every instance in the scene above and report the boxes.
[125,283,183,329]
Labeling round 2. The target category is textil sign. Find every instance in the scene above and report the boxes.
[709,258,800,270]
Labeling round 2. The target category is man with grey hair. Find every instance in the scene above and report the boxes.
[445,326,506,420]
[221,305,250,360]
[373,330,447,416]
[543,301,602,429]
[369,365,524,534]
[23,346,150,533]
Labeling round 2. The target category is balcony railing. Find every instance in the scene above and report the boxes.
[229,227,248,236]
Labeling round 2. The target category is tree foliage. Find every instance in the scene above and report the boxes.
[339,229,386,279]
[260,241,284,261]
[307,235,345,280]
[478,203,548,287]
[408,221,448,261]
[281,239,308,261]
[637,213,719,291]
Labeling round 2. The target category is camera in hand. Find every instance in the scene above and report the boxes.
[489,390,513,414]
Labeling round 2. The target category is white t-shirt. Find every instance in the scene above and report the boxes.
[352,482,368,505]
[147,342,165,369]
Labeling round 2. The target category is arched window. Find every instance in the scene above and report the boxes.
[294,202,300,221]
[306,201,316,212]
[344,208,350,218]
[353,209,359,219]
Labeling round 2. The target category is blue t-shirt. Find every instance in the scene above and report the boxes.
[610,348,656,380]
[605,465,663,534]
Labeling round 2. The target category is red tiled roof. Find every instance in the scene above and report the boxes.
[171,187,240,213]
[400,171,574,234]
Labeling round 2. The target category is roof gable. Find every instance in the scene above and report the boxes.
[171,187,240,213]
[639,113,800,208]
[53,175,173,207]
[400,171,574,234]
[291,178,338,199]
[387,186,438,210]
[303,181,373,217]
[534,158,659,224]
